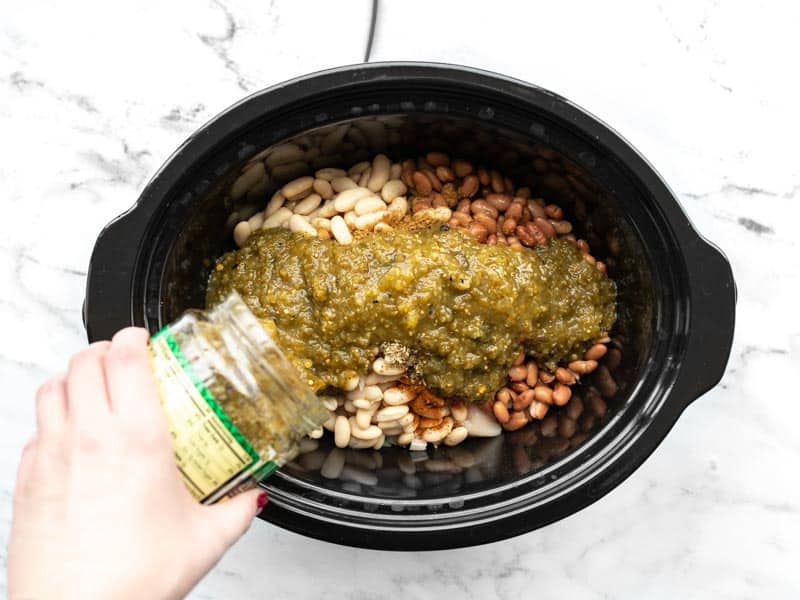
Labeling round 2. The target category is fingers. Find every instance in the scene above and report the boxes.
[35,374,67,436]
[104,328,166,430]
[13,437,37,500]
[201,489,266,554]
[66,341,112,427]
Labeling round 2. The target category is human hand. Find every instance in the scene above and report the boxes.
[8,328,266,600]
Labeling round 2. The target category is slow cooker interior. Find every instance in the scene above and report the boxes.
[145,110,670,516]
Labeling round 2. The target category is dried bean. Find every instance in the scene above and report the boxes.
[459,175,480,198]
[426,152,450,166]
[486,193,512,211]
[490,170,504,193]
[551,219,572,234]
[452,159,473,177]
[412,171,432,195]
[552,383,572,406]
[584,343,608,361]
[526,362,539,387]
[544,204,564,219]
[503,410,529,431]
[492,401,510,424]
[533,385,553,405]
[474,213,497,234]
[514,389,535,411]
[529,401,549,420]
[508,365,528,381]
[568,360,598,375]
[435,166,455,182]
[555,367,578,385]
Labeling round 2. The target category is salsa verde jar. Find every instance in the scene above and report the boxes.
[148,292,328,504]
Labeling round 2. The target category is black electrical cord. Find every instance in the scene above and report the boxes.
[364,0,379,62]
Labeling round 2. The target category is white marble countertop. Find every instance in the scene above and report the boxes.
[1,0,798,597]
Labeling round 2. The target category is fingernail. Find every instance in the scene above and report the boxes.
[256,492,268,511]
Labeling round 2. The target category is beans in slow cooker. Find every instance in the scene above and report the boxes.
[226,150,620,451]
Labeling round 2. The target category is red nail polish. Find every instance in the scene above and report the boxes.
[256,492,268,510]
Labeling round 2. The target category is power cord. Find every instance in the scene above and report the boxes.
[364,0,379,62]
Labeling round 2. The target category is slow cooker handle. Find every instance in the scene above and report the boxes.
[677,238,736,403]
[83,206,149,342]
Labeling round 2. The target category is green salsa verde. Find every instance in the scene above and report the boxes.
[207,226,616,403]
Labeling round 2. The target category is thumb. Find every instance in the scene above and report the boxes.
[204,488,267,551]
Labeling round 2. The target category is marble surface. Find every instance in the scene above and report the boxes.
[1,0,798,597]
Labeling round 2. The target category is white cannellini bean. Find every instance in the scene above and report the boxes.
[397,412,415,428]
[330,215,353,244]
[262,206,292,229]
[313,178,334,200]
[352,398,372,410]
[354,210,386,230]
[349,437,376,450]
[281,175,314,199]
[315,167,347,181]
[311,217,331,230]
[379,425,403,436]
[387,196,408,217]
[343,399,356,413]
[320,396,338,411]
[349,420,382,441]
[397,432,414,446]
[317,200,338,218]
[383,387,412,405]
[333,187,373,212]
[390,163,402,179]
[265,191,286,217]
[354,195,386,216]
[308,427,323,439]
[347,160,370,176]
[331,176,358,193]
[451,403,468,422]
[374,222,392,233]
[376,405,409,422]
[373,433,386,450]
[233,221,251,247]
[356,409,373,430]
[343,211,358,229]
[343,375,360,391]
[293,193,322,215]
[363,385,383,402]
[288,214,317,236]
[367,154,391,192]
[357,168,371,188]
[463,404,502,437]
[381,179,407,202]
[334,416,351,448]
[364,372,399,385]
[444,426,468,446]
[323,414,336,431]
[372,357,406,376]
[247,211,264,230]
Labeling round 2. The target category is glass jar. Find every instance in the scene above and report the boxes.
[149,292,328,504]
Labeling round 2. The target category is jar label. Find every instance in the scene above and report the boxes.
[150,329,264,501]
